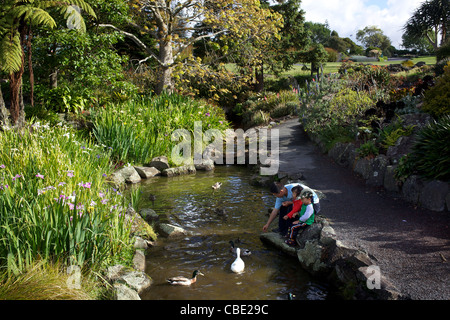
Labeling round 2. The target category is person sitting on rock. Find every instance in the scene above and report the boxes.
[263,182,320,235]
[282,185,303,232]
[284,191,315,247]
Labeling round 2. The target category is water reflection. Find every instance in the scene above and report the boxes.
[139,166,334,300]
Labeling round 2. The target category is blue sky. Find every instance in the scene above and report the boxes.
[300,0,425,48]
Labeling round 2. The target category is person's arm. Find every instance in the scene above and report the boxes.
[286,200,302,219]
[263,208,279,232]
[299,204,314,223]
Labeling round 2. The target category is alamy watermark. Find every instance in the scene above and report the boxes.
[366,265,381,290]
[171,121,279,175]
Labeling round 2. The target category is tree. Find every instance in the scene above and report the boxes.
[0,0,96,126]
[99,0,283,95]
[304,21,331,45]
[356,26,392,54]
[403,0,449,52]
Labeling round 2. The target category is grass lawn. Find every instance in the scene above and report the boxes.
[280,56,437,77]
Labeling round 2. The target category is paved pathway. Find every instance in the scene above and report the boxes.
[274,118,450,300]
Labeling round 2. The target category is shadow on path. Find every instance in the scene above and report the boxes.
[274,118,450,300]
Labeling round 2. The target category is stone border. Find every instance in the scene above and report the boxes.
[260,216,406,300]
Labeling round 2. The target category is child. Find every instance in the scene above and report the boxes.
[282,185,303,224]
[284,191,315,247]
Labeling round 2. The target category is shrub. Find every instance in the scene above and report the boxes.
[356,140,379,158]
[422,65,450,118]
[406,115,450,181]
[401,60,415,68]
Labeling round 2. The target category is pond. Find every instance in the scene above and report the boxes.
[138,165,338,300]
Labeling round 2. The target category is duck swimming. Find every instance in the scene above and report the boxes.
[166,270,204,286]
[229,240,251,256]
[211,182,222,190]
[231,248,245,273]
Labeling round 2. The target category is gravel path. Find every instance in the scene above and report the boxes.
[275,118,450,300]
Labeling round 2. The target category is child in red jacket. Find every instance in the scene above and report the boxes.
[282,186,303,236]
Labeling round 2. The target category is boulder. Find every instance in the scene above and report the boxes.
[116,271,152,294]
[419,180,449,212]
[147,156,170,171]
[114,283,141,300]
[328,142,357,168]
[133,249,146,272]
[125,207,156,240]
[259,232,297,257]
[353,157,372,180]
[194,158,215,171]
[156,223,188,238]
[111,166,141,185]
[384,165,400,193]
[401,175,424,205]
[386,136,415,165]
[297,240,328,274]
[134,166,161,179]
[366,155,389,186]
[139,208,160,224]
[162,165,196,177]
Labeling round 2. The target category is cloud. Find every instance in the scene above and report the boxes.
[300,0,424,48]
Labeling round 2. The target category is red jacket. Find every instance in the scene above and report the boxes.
[286,198,303,219]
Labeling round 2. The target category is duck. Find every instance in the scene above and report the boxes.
[166,270,204,286]
[211,182,222,190]
[231,248,245,273]
[288,293,296,300]
[148,194,156,205]
[229,240,251,256]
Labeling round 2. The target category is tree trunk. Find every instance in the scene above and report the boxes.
[50,70,58,89]
[26,27,34,107]
[0,83,10,126]
[155,40,174,94]
[255,62,264,92]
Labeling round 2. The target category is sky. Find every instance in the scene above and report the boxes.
[300,0,425,48]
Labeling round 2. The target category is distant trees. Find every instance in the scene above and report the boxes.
[356,26,392,56]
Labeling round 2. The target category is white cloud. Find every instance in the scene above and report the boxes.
[300,0,425,48]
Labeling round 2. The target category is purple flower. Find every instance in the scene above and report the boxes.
[205,112,210,116]
[12,174,22,181]
[67,171,74,178]
[36,173,44,179]
[0,164,5,169]
[68,203,75,210]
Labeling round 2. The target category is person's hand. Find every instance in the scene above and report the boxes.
[262,224,269,232]
[283,215,289,220]
[282,201,291,207]
[292,221,299,225]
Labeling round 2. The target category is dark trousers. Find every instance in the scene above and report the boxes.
[278,204,292,235]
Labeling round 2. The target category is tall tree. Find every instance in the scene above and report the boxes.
[0,0,96,126]
[99,0,283,95]
[403,0,449,52]
[356,25,392,54]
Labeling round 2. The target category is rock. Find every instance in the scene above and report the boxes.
[194,158,215,171]
[134,236,149,250]
[134,166,160,179]
[133,250,146,271]
[384,165,400,193]
[419,180,449,212]
[162,165,196,177]
[107,265,127,282]
[114,283,141,300]
[157,223,188,238]
[354,158,372,180]
[139,208,159,224]
[328,142,357,168]
[125,207,156,240]
[259,232,297,257]
[116,271,152,294]
[112,166,141,185]
[401,175,424,205]
[297,240,328,274]
[366,155,389,186]
[147,156,170,171]
[320,225,337,246]
[386,136,415,165]
[446,193,450,211]
[296,222,322,248]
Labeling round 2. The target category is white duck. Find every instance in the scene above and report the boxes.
[230,248,245,273]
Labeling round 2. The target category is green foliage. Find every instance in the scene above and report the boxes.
[407,115,450,181]
[92,93,230,165]
[422,65,450,117]
[0,122,134,273]
[377,119,416,149]
[401,60,415,68]
[356,140,379,158]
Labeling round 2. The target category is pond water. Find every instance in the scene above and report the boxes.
[138,166,337,300]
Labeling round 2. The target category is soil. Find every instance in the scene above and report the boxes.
[275,117,450,300]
